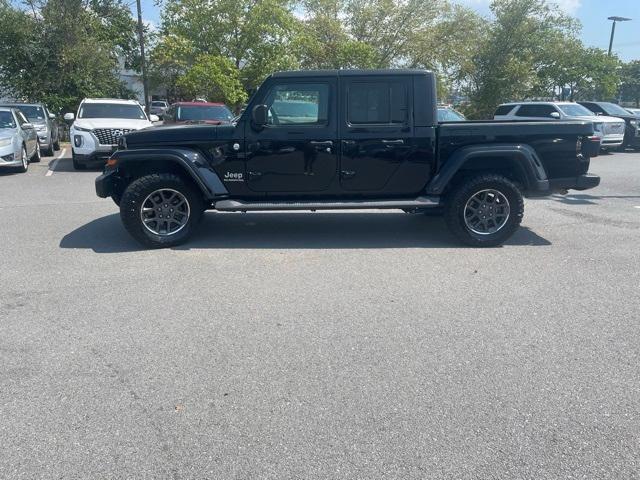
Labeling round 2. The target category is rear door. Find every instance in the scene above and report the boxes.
[244,78,338,193]
[339,76,414,192]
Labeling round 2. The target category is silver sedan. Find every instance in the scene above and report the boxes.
[0,108,40,173]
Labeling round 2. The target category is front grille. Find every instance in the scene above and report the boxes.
[93,128,132,146]
[604,123,624,135]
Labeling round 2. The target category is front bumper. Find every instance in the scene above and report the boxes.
[74,150,116,167]
[0,145,20,167]
[549,174,601,192]
[95,169,119,197]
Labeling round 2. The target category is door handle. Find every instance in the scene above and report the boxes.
[248,171,262,177]
[381,139,404,145]
[341,170,356,178]
[309,140,333,147]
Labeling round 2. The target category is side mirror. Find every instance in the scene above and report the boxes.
[550,112,560,119]
[63,113,75,122]
[49,113,56,119]
[149,114,160,122]
[22,122,34,129]
[251,104,268,127]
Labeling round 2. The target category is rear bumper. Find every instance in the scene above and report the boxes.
[549,174,600,192]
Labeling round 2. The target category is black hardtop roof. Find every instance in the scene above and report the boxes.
[271,69,432,78]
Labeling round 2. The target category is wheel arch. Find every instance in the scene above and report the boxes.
[426,144,549,195]
[110,148,227,199]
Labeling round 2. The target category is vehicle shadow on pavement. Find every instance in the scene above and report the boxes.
[59,212,551,253]
[547,193,640,205]
[48,158,102,173]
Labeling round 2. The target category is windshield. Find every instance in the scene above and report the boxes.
[151,101,167,107]
[0,111,16,128]
[437,107,466,122]
[557,104,594,117]
[600,102,631,116]
[14,105,45,121]
[79,103,146,119]
[177,105,233,122]
[626,108,640,115]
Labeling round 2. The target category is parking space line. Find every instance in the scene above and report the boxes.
[45,148,67,177]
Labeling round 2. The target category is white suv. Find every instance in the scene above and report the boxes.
[64,99,158,170]
[494,102,626,150]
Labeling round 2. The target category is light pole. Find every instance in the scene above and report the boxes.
[607,16,632,56]
[136,0,150,114]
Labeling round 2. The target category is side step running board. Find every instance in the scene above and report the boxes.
[214,196,440,212]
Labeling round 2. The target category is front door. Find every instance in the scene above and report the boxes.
[339,77,415,192]
[244,79,338,193]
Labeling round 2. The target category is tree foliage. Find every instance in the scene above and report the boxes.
[620,61,640,107]
[176,55,248,107]
[0,0,139,113]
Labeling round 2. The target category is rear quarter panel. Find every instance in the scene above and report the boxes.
[438,121,594,179]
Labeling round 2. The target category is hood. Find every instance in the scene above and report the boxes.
[73,118,152,130]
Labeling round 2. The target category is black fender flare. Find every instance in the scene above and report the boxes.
[426,144,549,195]
[110,148,228,198]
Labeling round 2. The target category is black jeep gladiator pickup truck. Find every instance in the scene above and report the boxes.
[96,69,601,248]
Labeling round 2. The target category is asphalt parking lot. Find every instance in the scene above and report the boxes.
[1,148,639,479]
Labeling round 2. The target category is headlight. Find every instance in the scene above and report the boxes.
[0,137,12,147]
[593,122,603,132]
[630,120,638,127]
[73,125,92,132]
[35,125,47,132]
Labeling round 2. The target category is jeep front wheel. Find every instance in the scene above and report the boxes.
[119,173,203,248]
[444,174,524,247]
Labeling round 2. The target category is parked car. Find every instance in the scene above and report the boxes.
[0,102,60,156]
[149,100,169,119]
[437,105,466,122]
[625,107,640,116]
[96,69,601,249]
[163,102,234,125]
[64,98,158,170]
[494,101,625,150]
[0,107,40,173]
[577,101,640,150]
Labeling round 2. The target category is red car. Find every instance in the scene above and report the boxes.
[163,102,234,125]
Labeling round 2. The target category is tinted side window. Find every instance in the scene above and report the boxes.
[265,83,329,126]
[347,82,407,125]
[515,105,555,117]
[494,105,515,116]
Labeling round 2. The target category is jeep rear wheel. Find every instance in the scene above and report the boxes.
[444,174,524,247]
[119,173,203,248]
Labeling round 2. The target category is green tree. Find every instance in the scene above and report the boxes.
[464,0,579,118]
[0,0,139,113]
[176,55,248,108]
[620,61,640,107]
[161,0,300,91]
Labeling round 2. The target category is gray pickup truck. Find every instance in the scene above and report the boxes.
[96,69,601,248]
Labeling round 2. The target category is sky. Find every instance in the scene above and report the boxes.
[137,0,639,62]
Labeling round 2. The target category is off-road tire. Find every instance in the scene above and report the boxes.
[444,173,524,247]
[120,173,203,248]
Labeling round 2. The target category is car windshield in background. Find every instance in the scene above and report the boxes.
[0,111,16,128]
[177,105,233,121]
[16,105,45,121]
[601,102,632,116]
[437,107,465,122]
[151,101,167,107]
[79,104,146,119]
[557,104,594,117]
[626,108,640,116]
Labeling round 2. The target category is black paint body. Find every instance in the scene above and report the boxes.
[100,69,599,204]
